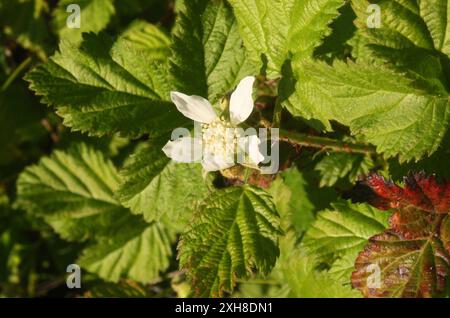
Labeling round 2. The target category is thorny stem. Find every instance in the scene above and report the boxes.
[278,129,377,155]
[272,102,282,127]
[1,56,32,91]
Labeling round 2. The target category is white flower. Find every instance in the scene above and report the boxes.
[162,76,264,172]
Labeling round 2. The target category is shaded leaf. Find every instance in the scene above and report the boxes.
[315,152,373,187]
[0,0,51,59]
[0,82,46,166]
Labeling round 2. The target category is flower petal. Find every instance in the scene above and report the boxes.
[239,135,264,165]
[162,137,202,163]
[170,91,217,123]
[202,153,235,172]
[248,135,265,165]
[229,76,255,125]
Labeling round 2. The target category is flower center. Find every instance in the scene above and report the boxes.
[201,117,240,158]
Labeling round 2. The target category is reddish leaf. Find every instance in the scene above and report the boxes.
[442,216,450,255]
[364,172,450,213]
[352,230,449,298]
[351,173,450,298]
[389,206,436,240]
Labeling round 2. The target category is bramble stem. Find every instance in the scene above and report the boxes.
[278,129,377,155]
[272,102,282,127]
[1,56,33,91]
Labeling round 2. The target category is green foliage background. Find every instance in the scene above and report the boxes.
[0,0,449,298]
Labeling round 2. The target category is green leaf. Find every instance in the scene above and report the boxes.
[79,221,174,284]
[303,200,391,259]
[16,143,175,283]
[352,0,450,57]
[16,143,131,241]
[275,231,360,297]
[281,252,361,297]
[233,280,290,298]
[179,185,281,297]
[315,152,373,187]
[284,0,450,162]
[302,200,390,282]
[228,0,345,77]
[114,20,171,60]
[313,2,356,61]
[52,0,115,44]
[351,1,450,93]
[26,31,186,137]
[284,60,450,161]
[170,0,256,104]
[327,252,360,283]
[117,138,211,225]
[268,167,315,233]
